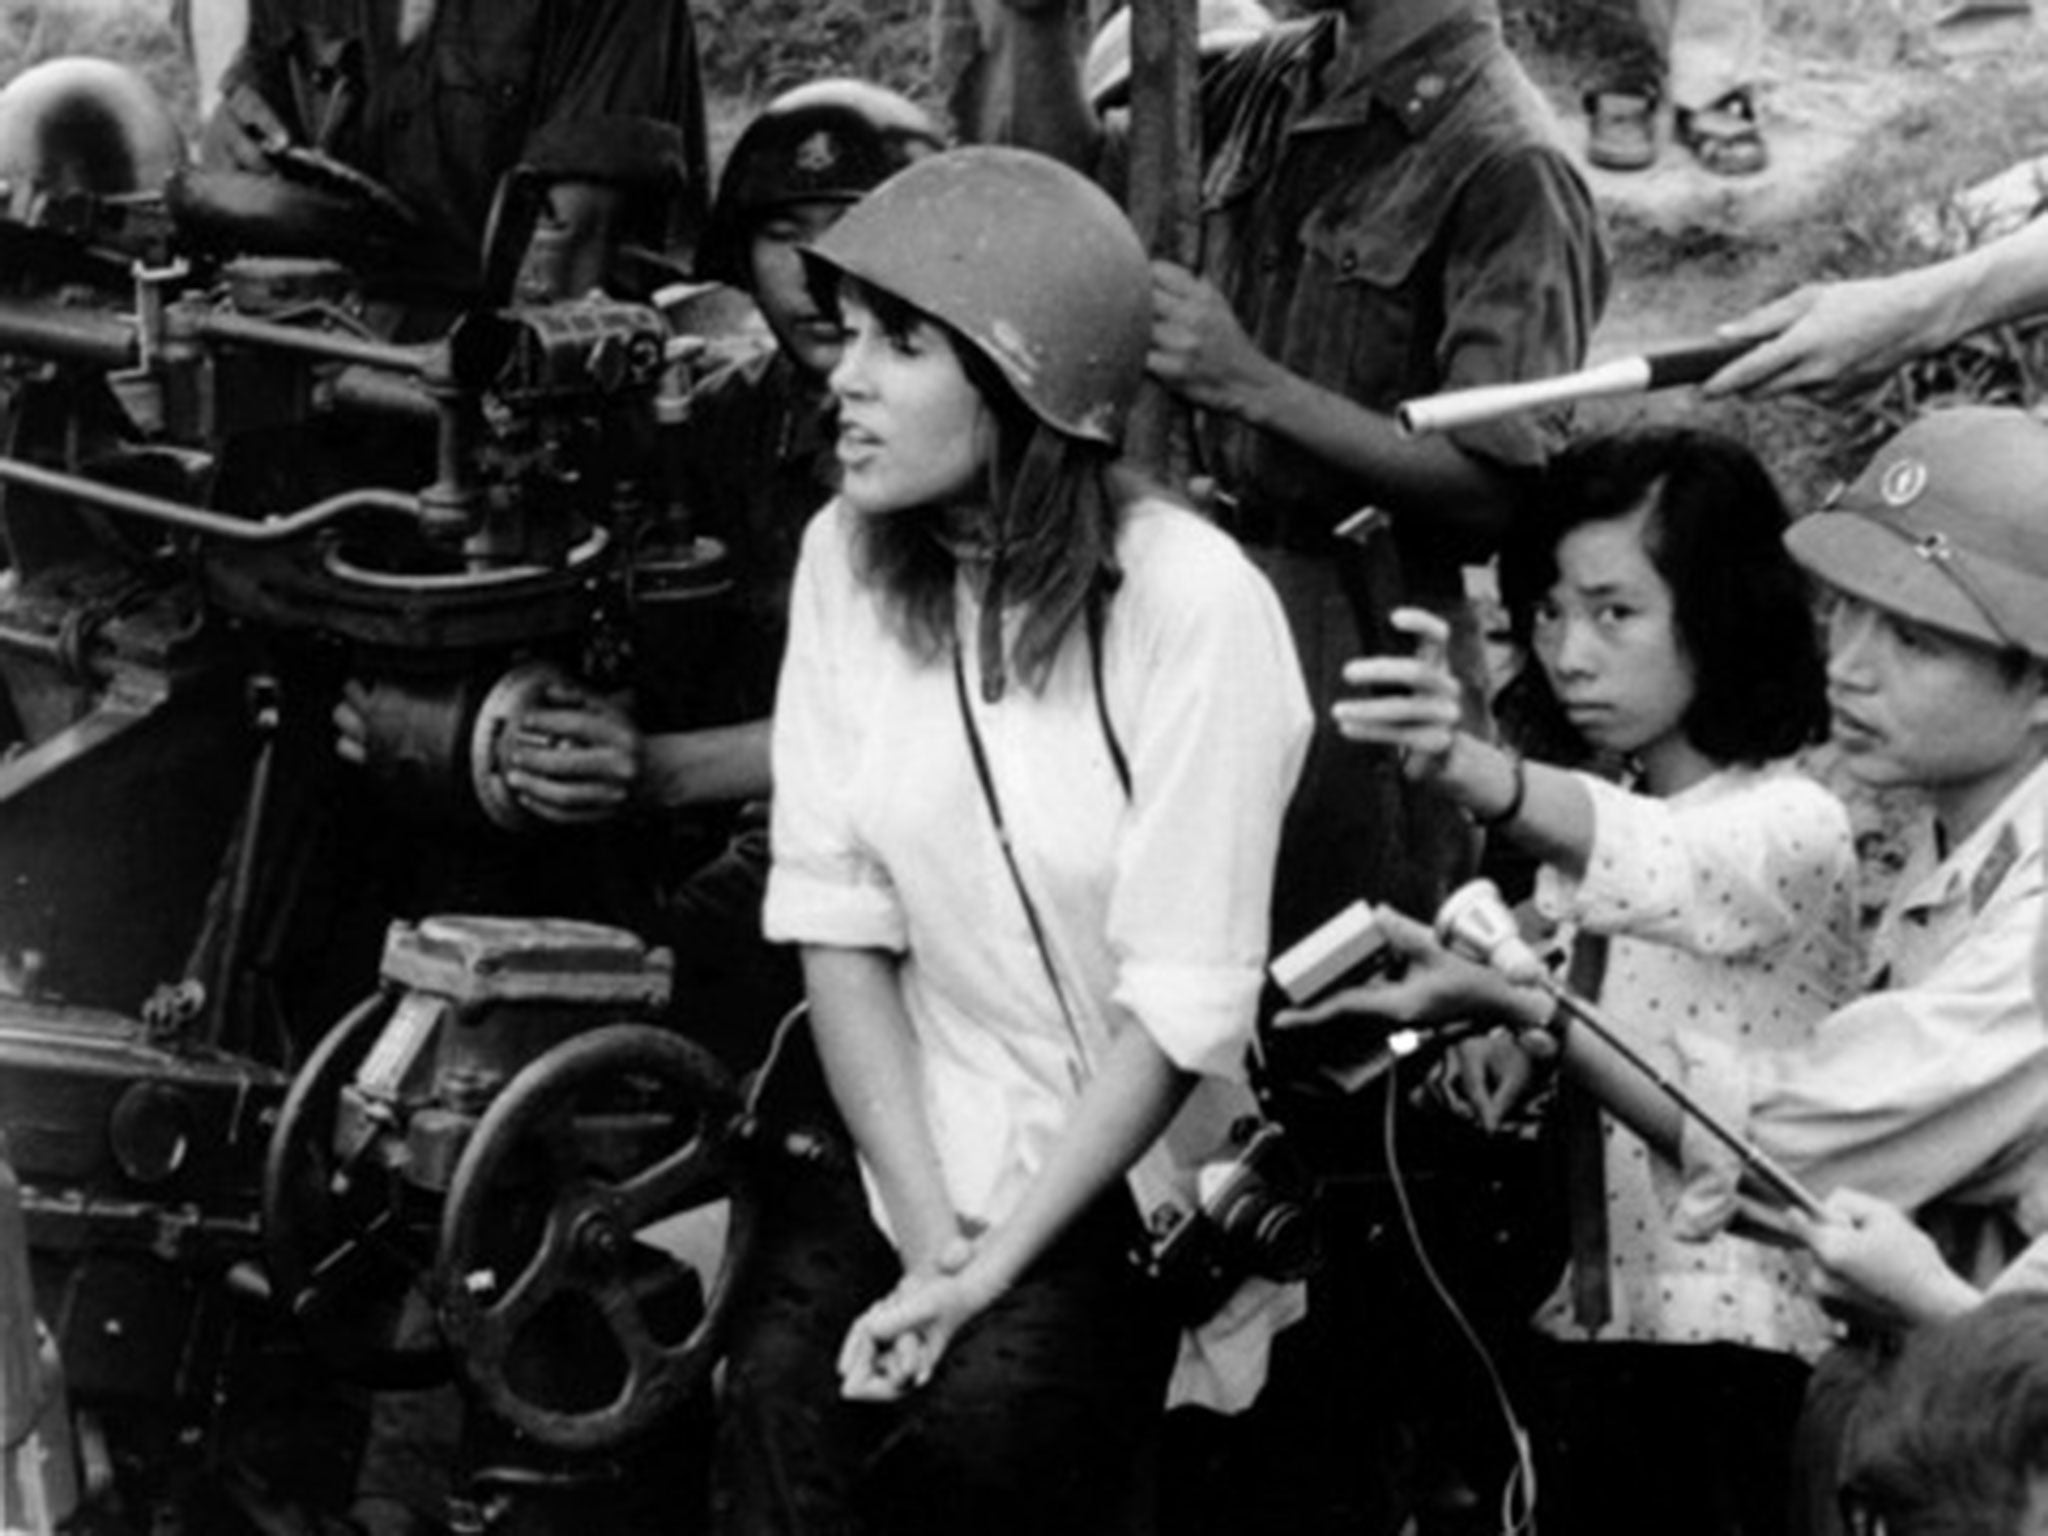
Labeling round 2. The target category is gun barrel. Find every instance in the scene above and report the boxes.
[0,300,137,369]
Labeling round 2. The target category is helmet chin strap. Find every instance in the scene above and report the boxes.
[978,541,1009,704]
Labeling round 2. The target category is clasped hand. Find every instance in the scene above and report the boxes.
[838,1235,990,1403]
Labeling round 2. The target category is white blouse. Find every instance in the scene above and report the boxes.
[765,494,1312,1408]
[1529,763,1863,1359]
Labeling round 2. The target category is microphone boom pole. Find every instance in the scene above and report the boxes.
[1435,880,1827,1220]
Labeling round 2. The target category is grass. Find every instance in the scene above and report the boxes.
[1602,46,2048,510]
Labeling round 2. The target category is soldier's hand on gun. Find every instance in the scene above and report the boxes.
[1332,607,1458,782]
[1787,1187,1984,1330]
[498,684,644,825]
[1148,260,1286,417]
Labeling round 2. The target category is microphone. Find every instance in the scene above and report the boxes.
[1396,339,1759,438]
[1434,879,1827,1220]
[1434,879,1546,987]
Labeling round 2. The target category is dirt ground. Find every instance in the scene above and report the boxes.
[1562,1,2048,354]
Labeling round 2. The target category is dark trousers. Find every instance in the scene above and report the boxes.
[710,1147,1177,1536]
[1524,1337,1813,1536]
[1247,543,1482,950]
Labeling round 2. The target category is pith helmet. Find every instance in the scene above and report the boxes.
[0,57,186,221]
[696,79,942,286]
[1786,404,2048,660]
[804,145,1150,446]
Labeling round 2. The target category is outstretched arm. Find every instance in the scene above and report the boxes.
[1333,607,1597,875]
[1704,213,2048,398]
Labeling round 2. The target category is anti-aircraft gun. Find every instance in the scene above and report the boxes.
[0,55,765,1534]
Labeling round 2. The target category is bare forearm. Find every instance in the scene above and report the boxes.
[1930,214,2048,341]
[968,1029,1193,1295]
[1432,735,1597,879]
[639,719,772,808]
[1559,1014,1685,1156]
[802,947,959,1267]
[1231,370,1518,553]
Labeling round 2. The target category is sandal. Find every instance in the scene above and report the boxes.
[1675,89,1768,178]
[1584,88,1657,172]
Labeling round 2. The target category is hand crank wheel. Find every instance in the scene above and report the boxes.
[436,1023,757,1453]
[262,990,451,1388]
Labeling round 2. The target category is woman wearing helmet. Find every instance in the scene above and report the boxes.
[711,146,1310,1535]
[493,81,942,1070]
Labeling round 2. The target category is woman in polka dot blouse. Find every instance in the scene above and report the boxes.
[1300,425,1863,1536]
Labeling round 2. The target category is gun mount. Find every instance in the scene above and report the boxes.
[265,917,758,1450]
[0,56,755,1536]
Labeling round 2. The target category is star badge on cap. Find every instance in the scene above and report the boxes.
[795,131,839,174]
[1880,458,1929,506]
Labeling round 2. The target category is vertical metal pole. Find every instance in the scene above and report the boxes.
[1124,0,1199,480]
[932,0,985,134]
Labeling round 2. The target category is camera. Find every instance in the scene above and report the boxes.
[1135,1118,1323,1326]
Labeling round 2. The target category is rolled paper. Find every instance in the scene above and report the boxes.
[1396,338,1760,438]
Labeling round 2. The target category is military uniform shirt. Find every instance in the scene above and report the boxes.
[1127,11,1608,576]
[220,0,709,285]
[1678,758,2048,1285]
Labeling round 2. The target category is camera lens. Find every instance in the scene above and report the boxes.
[1246,1200,1320,1280]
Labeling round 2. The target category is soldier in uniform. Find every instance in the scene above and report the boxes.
[494,80,947,1076]
[200,0,709,312]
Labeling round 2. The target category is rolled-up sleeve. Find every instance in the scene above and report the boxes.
[1679,888,2048,1214]
[1108,531,1311,1078]
[763,506,907,953]
[1538,773,1855,959]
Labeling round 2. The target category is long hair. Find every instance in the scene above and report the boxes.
[1498,425,1829,768]
[838,278,1129,696]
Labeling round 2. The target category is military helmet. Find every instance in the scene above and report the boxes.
[0,57,186,222]
[1787,405,2048,662]
[804,146,1150,446]
[695,79,942,286]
